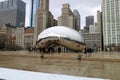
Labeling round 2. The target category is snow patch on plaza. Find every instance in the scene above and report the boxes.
[0,68,110,80]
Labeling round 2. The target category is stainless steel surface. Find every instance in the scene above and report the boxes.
[37,26,85,51]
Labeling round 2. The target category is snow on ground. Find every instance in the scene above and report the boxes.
[0,68,110,80]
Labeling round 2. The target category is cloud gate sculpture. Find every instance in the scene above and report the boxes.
[37,26,85,52]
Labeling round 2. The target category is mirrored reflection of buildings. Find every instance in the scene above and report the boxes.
[0,0,26,27]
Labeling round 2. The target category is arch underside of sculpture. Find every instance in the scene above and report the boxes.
[37,37,85,52]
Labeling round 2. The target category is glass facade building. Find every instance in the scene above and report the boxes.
[86,16,94,29]
[73,9,81,30]
[30,0,40,27]
[0,0,26,27]
[102,0,120,46]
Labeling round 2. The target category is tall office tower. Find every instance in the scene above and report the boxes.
[97,11,104,50]
[73,9,81,31]
[0,0,26,27]
[58,3,76,30]
[33,0,54,46]
[39,0,49,11]
[97,11,102,33]
[85,16,94,32]
[102,0,120,49]
[30,0,40,27]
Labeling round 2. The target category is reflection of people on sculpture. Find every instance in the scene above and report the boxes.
[37,26,85,59]
[45,47,48,53]
[48,47,54,53]
[58,47,61,54]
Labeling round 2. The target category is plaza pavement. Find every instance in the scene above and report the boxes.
[0,51,120,62]
[0,51,120,80]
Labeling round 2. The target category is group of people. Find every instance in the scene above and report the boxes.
[83,47,94,53]
[27,46,62,54]
[27,46,96,54]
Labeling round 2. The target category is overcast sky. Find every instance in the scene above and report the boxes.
[1,0,102,28]
[49,0,102,28]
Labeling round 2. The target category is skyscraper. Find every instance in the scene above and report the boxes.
[97,11,102,33]
[73,9,81,30]
[97,11,103,50]
[102,0,120,49]
[58,4,76,30]
[33,0,54,46]
[39,0,49,11]
[30,0,40,27]
[0,0,26,27]
[85,16,94,32]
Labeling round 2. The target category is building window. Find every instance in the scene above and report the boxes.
[11,0,13,6]
[7,1,9,7]
[1,2,3,8]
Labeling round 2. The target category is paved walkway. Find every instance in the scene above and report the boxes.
[0,51,120,62]
[0,51,120,80]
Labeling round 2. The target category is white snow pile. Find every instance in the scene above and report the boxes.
[0,68,110,80]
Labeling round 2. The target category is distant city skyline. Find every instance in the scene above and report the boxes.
[85,16,94,30]
[0,0,102,28]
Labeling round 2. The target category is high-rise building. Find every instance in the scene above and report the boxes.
[102,0,120,49]
[73,9,81,30]
[82,33,102,50]
[0,0,26,27]
[58,3,76,30]
[97,11,104,50]
[88,11,103,34]
[30,0,40,27]
[96,11,102,33]
[85,16,94,32]
[33,0,54,46]
[89,23,97,34]
[39,0,49,11]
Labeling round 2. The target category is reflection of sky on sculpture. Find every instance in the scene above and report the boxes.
[38,26,84,43]
[0,68,109,80]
